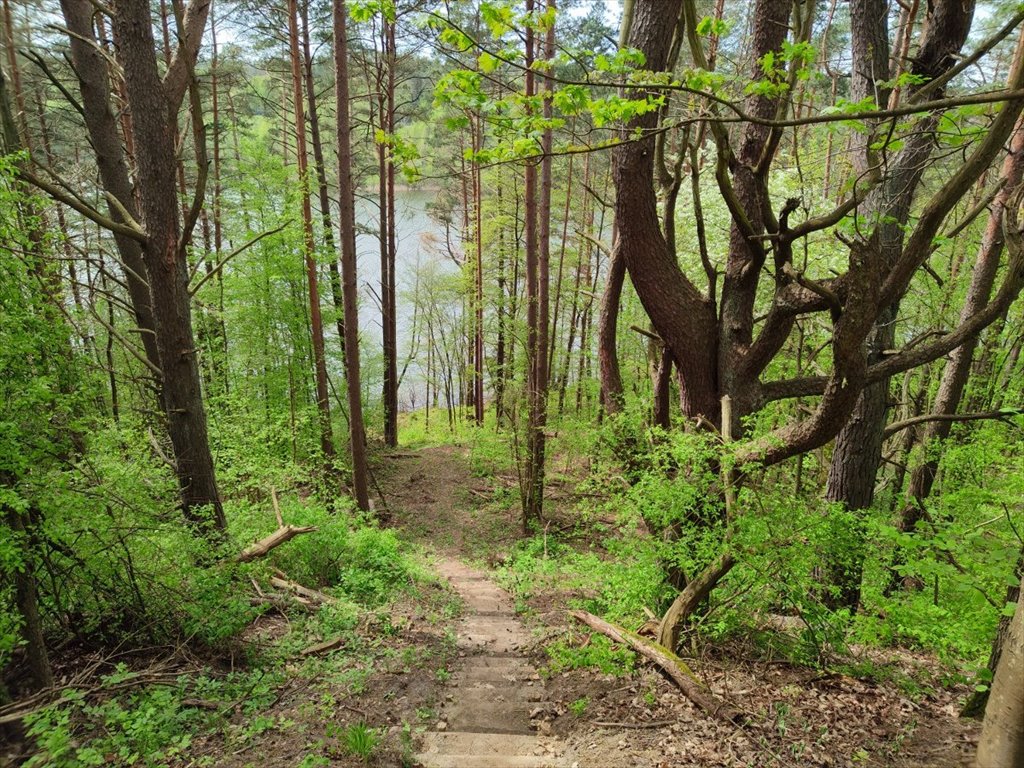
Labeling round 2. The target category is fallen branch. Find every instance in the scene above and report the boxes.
[249,593,314,613]
[300,636,347,656]
[568,610,743,724]
[236,525,317,563]
[270,569,337,605]
[591,720,675,729]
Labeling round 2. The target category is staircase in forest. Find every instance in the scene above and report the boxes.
[414,560,574,768]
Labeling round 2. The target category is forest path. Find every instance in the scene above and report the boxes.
[375,446,575,768]
[413,559,574,768]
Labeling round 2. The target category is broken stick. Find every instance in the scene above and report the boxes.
[236,525,318,562]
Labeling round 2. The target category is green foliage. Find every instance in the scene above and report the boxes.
[545,634,635,676]
[26,681,202,767]
[568,696,589,716]
[23,667,287,768]
[499,531,672,626]
[339,722,380,762]
[696,16,730,37]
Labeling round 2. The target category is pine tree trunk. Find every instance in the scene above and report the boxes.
[824,0,978,610]
[495,181,508,426]
[523,0,554,525]
[333,0,371,510]
[378,17,399,444]
[473,114,485,426]
[288,0,334,460]
[300,0,346,361]
[59,0,162,388]
[112,0,225,534]
[521,2,540,530]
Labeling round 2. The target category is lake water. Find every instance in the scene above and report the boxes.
[353,187,453,406]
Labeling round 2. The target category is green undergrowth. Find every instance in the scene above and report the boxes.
[6,419,448,767]
[489,409,1022,690]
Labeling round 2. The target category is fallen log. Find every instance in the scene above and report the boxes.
[568,610,743,724]
[236,525,317,563]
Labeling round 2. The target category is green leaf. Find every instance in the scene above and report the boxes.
[478,51,498,73]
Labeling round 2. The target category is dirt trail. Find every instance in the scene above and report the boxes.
[377,446,573,766]
[377,443,519,559]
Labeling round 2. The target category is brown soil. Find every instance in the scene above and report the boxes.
[375,443,523,561]
[183,580,460,768]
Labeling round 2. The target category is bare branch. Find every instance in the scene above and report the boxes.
[883,409,1024,438]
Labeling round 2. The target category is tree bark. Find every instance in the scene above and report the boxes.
[378,16,399,444]
[963,551,1023,718]
[59,0,162,386]
[975,572,1024,768]
[288,0,334,460]
[494,181,508,425]
[521,0,543,528]
[112,0,225,534]
[2,502,53,690]
[333,0,371,511]
[300,0,346,363]
[614,0,719,424]
[525,0,555,522]
[824,0,977,611]
[472,113,485,426]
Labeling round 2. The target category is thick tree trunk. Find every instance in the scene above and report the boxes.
[613,0,718,423]
[716,0,793,423]
[824,0,976,610]
[963,551,1023,718]
[113,0,225,533]
[333,0,371,511]
[975,573,1024,768]
[822,305,895,611]
[59,0,162,386]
